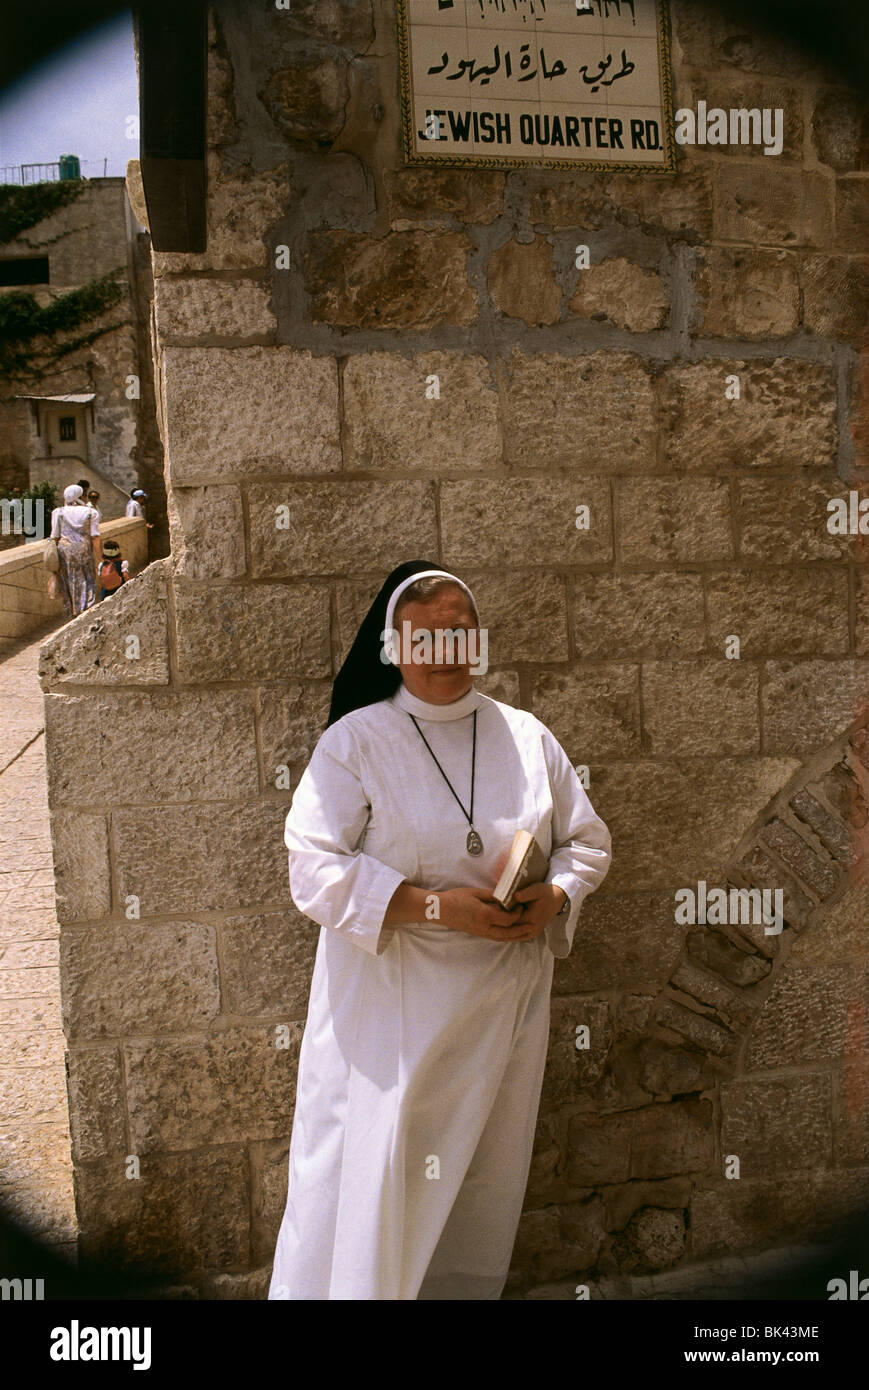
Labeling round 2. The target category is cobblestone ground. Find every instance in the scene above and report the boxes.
[0,618,77,1260]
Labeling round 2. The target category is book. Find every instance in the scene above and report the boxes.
[492,830,549,911]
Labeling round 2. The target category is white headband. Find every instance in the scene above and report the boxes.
[382,569,478,666]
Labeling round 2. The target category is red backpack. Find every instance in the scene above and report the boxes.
[99,558,124,590]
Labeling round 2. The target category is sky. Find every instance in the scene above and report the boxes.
[0,10,139,181]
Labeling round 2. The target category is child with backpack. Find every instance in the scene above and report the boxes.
[97,538,129,600]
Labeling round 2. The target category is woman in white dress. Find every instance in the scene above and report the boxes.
[49,483,101,617]
[268,561,612,1300]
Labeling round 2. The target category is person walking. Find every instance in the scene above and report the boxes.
[49,484,101,618]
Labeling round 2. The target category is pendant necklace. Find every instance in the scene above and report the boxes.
[408,710,483,856]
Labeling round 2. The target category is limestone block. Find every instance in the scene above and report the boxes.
[125,1024,302,1151]
[855,573,869,657]
[155,277,275,340]
[44,690,259,805]
[530,666,641,760]
[568,258,668,332]
[75,1148,250,1274]
[789,788,851,865]
[202,1268,271,1300]
[636,1038,719,1097]
[334,576,384,665]
[695,247,800,339]
[66,1047,127,1164]
[488,238,560,325]
[151,157,291,275]
[610,1206,685,1273]
[660,359,837,471]
[168,485,246,579]
[760,818,839,897]
[670,960,759,1029]
[789,881,869,964]
[523,165,713,240]
[342,352,501,473]
[834,177,869,254]
[566,1112,632,1186]
[713,166,830,244]
[262,60,350,147]
[474,670,521,706]
[721,1074,831,1171]
[248,481,438,577]
[0,1122,73,1190]
[173,581,331,681]
[802,255,869,344]
[461,570,568,664]
[735,474,851,562]
[62,923,220,1040]
[589,758,800,892]
[734,846,815,935]
[258,682,332,782]
[627,1099,714,1180]
[113,800,290,917]
[553,893,684,996]
[270,0,374,46]
[709,569,849,658]
[642,661,759,756]
[540,997,611,1110]
[38,559,170,687]
[745,963,859,1070]
[619,477,733,563]
[685,927,770,988]
[500,351,656,472]
[47,809,111,924]
[0,1061,68,1125]
[250,1138,291,1262]
[671,1,825,81]
[441,478,612,567]
[300,230,477,329]
[219,909,318,1018]
[677,73,804,163]
[812,89,869,172]
[162,347,341,482]
[385,168,504,228]
[691,1169,869,1256]
[558,1197,608,1268]
[570,572,706,659]
[526,1114,561,1205]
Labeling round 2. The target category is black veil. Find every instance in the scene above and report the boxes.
[326,560,448,727]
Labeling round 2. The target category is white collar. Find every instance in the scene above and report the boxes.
[393,682,483,722]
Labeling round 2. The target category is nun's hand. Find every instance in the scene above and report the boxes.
[510,883,568,940]
[439,887,525,940]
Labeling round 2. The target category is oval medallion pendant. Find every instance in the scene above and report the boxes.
[466,829,484,856]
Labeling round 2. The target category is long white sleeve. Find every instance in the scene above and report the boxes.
[284,718,407,956]
[539,725,612,958]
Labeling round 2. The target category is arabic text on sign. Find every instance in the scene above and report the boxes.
[427,46,635,91]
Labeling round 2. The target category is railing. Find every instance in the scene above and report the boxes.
[0,160,108,185]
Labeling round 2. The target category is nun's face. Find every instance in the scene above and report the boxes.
[395,588,479,704]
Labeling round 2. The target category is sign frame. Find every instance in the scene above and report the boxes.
[396,0,676,174]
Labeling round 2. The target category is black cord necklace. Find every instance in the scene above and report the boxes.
[408,710,483,856]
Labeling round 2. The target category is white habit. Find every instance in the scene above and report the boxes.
[268,681,611,1300]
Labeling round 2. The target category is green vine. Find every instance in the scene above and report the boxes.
[0,179,86,245]
[0,269,128,384]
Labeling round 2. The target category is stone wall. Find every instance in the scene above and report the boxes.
[39,0,869,1295]
[0,517,147,655]
[0,179,165,546]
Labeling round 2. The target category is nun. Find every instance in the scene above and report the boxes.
[268,561,612,1300]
